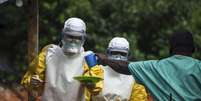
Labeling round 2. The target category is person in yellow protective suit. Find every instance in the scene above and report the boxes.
[21,17,103,101]
[92,37,148,101]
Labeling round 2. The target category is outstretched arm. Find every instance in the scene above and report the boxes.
[96,53,131,75]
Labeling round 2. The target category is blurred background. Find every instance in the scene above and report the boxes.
[0,0,201,100]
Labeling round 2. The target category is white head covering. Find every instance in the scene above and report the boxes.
[63,17,86,36]
[62,18,86,54]
[108,37,129,53]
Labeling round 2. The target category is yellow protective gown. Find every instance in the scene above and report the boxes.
[21,44,103,101]
[130,83,148,101]
[21,44,147,101]
[89,65,148,101]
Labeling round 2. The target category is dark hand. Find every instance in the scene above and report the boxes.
[96,53,131,75]
[95,53,107,65]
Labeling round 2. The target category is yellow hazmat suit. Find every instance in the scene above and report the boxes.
[21,44,103,101]
[21,44,147,101]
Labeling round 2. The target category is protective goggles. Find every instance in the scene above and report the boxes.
[107,49,129,61]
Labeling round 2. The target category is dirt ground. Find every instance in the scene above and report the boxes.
[0,85,28,101]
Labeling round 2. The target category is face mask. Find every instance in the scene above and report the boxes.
[61,32,85,55]
[62,39,83,55]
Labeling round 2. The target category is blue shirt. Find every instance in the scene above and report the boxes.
[128,55,201,101]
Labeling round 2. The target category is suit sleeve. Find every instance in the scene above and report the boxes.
[21,45,51,93]
[129,83,148,101]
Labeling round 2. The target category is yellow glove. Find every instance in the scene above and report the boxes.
[31,75,45,88]
[83,64,104,95]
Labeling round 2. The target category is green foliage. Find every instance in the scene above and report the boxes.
[39,0,201,59]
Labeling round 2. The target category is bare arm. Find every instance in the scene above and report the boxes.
[96,53,131,75]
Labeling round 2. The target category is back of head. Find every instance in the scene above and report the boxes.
[169,30,195,56]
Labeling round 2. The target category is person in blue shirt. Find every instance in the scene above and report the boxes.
[96,30,201,101]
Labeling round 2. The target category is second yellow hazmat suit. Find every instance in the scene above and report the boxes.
[89,37,148,101]
[90,65,148,101]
